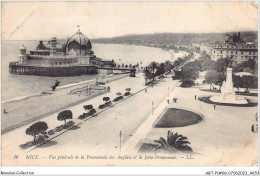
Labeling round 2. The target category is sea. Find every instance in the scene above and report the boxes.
[2,40,186,102]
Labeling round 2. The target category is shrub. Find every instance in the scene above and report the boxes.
[99,104,106,109]
[124,92,131,96]
[113,96,124,102]
[47,130,55,135]
[89,108,97,115]
[83,105,93,111]
[105,101,112,106]
[180,79,194,87]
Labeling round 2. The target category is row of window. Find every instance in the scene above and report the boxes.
[216,45,257,49]
[50,60,77,65]
[214,50,257,55]
[214,55,257,60]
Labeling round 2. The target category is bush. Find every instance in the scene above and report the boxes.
[180,79,194,87]
[47,130,55,135]
[65,121,75,126]
[124,92,131,96]
[99,104,106,109]
[105,101,112,106]
[54,126,63,132]
[83,105,93,111]
[113,96,124,102]
[89,108,97,115]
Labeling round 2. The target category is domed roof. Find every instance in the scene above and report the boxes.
[66,30,90,47]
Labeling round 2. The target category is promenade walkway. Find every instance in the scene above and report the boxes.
[1,74,128,133]
[127,85,258,166]
[2,73,180,165]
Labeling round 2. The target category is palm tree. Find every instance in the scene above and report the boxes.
[154,130,192,153]
[149,62,158,82]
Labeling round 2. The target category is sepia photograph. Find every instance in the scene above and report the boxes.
[1,0,259,174]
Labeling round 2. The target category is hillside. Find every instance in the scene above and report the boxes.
[92,32,257,48]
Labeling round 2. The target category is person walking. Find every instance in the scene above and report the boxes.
[195,95,197,100]
[214,104,216,110]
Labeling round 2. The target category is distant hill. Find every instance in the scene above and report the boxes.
[92,32,257,48]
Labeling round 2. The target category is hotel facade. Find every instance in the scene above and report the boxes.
[211,32,258,64]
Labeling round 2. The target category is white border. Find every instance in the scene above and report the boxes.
[0,0,259,175]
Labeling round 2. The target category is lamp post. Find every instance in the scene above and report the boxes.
[152,101,154,115]
[119,131,122,152]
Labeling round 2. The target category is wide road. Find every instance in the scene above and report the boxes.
[34,75,178,153]
[2,73,179,165]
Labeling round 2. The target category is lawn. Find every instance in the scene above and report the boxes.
[155,108,202,128]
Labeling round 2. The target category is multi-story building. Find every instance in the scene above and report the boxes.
[9,29,116,76]
[212,32,258,64]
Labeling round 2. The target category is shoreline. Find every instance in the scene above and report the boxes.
[2,74,115,104]
[1,73,129,134]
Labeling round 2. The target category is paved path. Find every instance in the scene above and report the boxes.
[136,85,258,166]
[1,73,180,165]
[1,74,128,133]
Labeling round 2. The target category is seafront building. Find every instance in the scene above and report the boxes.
[10,29,116,76]
[211,32,258,64]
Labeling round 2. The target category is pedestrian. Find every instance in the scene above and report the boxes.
[167,99,169,104]
[214,104,216,110]
[195,95,197,100]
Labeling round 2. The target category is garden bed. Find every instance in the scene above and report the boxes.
[200,89,258,96]
[198,96,258,107]
[155,108,202,128]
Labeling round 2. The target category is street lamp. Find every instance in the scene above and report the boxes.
[119,131,122,152]
[152,101,154,115]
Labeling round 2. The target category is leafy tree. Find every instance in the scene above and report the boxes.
[83,105,93,111]
[89,108,97,115]
[232,63,244,73]
[143,67,152,85]
[125,88,131,92]
[205,70,225,90]
[26,122,48,142]
[148,62,158,81]
[173,57,184,68]
[233,75,243,93]
[165,60,173,73]
[154,130,192,153]
[242,59,256,70]
[179,62,200,87]
[103,97,110,104]
[241,75,256,92]
[57,110,73,124]
[155,63,166,77]
[116,92,122,97]
[210,57,230,73]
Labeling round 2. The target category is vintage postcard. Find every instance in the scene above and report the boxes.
[1,0,259,171]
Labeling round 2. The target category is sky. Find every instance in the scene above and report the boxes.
[1,1,258,40]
